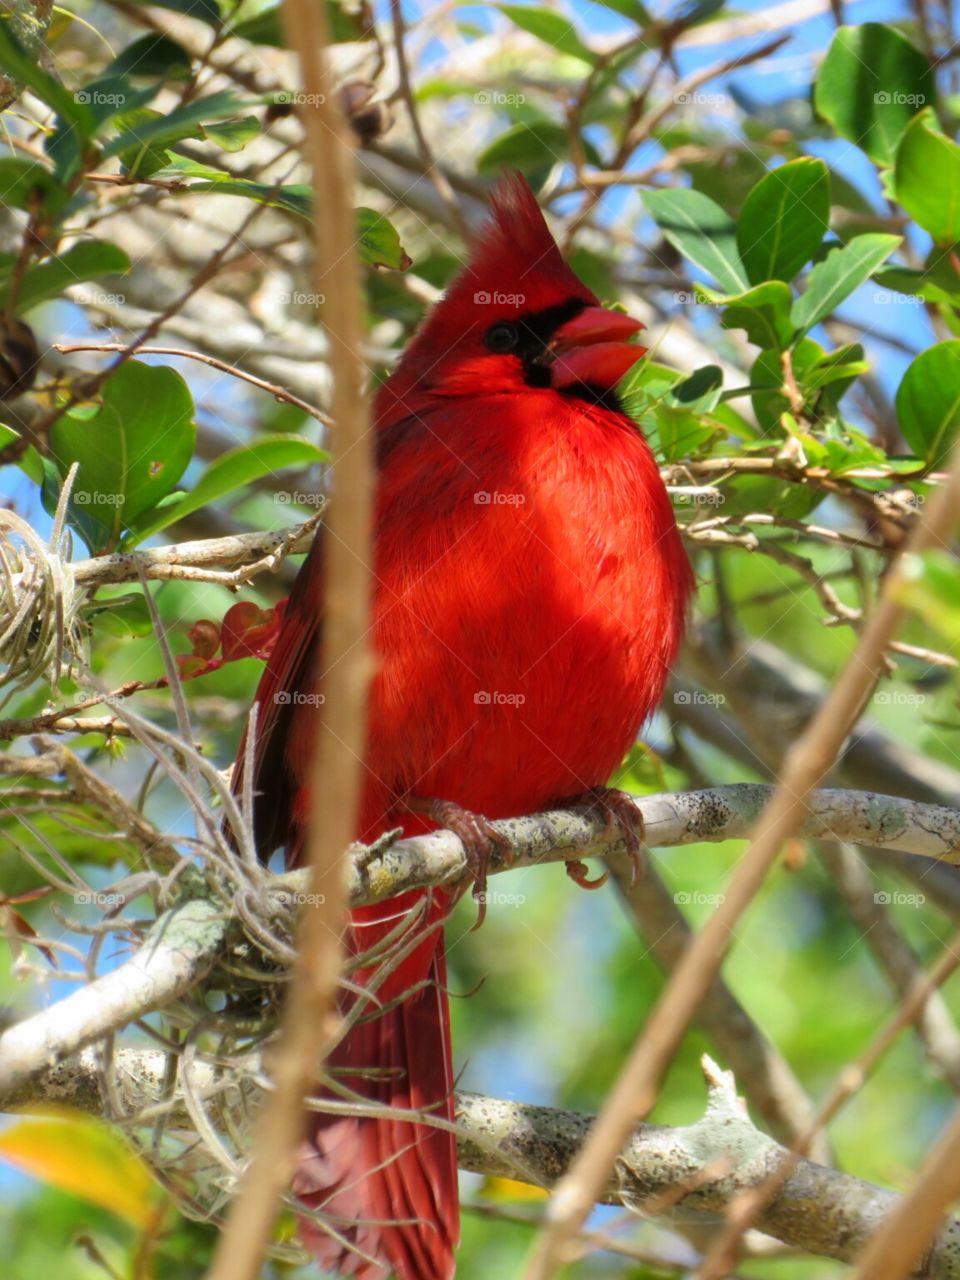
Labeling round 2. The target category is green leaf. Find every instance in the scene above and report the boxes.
[814,23,933,165]
[699,281,794,350]
[199,114,260,152]
[894,110,960,246]
[0,22,92,129]
[477,122,602,179]
[229,0,372,46]
[1,242,130,316]
[669,364,723,412]
[791,233,901,333]
[126,434,327,544]
[874,252,960,304]
[719,473,825,520]
[643,188,748,295]
[593,0,651,21]
[141,160,405,262]
[357,208,411,270]
[736,158,830,285]
[106,33,193,79]
[84,593,154,638]
[158,157,314,217]
[50,362,196,550]
[894,551,960,646]
[497,5,595,63]
[0,158,68,215]
[101,90,251,159]
[896,341,960,464]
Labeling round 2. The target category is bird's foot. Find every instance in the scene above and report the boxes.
[407,797,513,929]
[562,786,645,890]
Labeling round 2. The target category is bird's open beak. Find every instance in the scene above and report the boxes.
[549,307,646,392]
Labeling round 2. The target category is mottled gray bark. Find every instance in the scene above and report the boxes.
[14,1048,960,1278]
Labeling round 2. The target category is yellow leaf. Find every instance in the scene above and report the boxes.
[0,1106,160,1229]
[480,1175,548,1202]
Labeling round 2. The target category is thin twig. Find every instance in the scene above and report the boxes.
[204,0,372,1274]
[53,343,333,426]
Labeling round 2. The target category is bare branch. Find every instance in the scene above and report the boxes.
[15,1048,960,1280]
[3,783,960,1107]
[205,0,372,1274]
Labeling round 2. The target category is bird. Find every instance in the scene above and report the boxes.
[233,172,693,1280]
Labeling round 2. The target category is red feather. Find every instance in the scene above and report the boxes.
[235,173,693,1279]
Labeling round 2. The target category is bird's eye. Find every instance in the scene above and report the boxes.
[484,322,519,354]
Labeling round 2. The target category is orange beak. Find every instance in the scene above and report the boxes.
[549,306,646,391]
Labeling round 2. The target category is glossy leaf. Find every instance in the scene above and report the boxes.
[127,434,327,544]
[497,6,595,63]
[736,158,830,285]
[699,280,794,350]
[2,242,130,316]
[101,90,252,160]
[357,207,412,270]
[106,33,193,79]
[200,114,260,152]
[814,23,933,165]
[643,188,748,295]
[50,362,196,549]
[896,341,960,463]
[791,233,901,333]
[894,111,960,246]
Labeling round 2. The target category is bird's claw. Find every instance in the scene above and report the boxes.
[563,786,645,890]
[425,798,513,930]
[565,859,608,890]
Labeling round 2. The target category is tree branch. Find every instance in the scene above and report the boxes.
[2,784,960,1105]
[12,1048,960,1279]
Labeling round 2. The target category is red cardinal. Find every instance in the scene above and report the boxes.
[235,174,693,1279]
